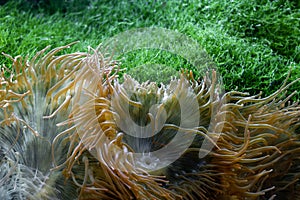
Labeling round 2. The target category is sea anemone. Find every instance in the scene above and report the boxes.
[0,43,87,199]
[1,44,300,199]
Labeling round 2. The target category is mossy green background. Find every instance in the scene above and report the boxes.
[0,0,299,99]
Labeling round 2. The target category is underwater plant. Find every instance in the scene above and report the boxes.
[1,44,300,199]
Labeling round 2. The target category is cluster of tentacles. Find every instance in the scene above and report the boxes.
[0,44,300,200]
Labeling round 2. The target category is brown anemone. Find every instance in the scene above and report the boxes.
[0,44,86,199]
[1,44,300,200]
